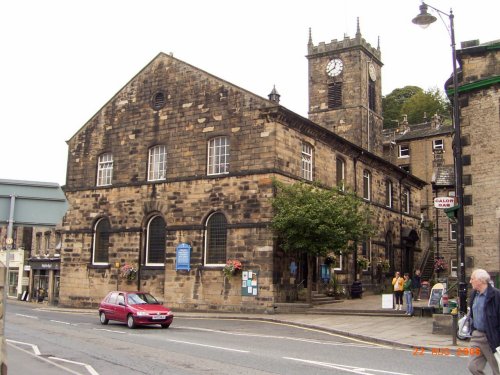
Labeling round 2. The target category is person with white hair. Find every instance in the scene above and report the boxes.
[467,269,500,375]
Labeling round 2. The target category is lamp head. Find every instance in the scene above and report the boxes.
[412,3,437,28]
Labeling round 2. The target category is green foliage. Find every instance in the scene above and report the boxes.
[382,86,450,128]
[271,180,374,259]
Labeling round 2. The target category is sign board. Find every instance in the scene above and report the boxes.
[434,197,456,209]
[175,243,191,271]
[382,294,393,309]
[241,270,258,296]
[428,282,444,307]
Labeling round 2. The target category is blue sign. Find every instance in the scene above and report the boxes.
[175,243,191,271]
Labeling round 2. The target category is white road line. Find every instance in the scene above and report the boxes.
[166,338,249,353]
[284,356,413,375]
[93,328,126,334]
[6,339,41,355]
[15,313,39,319]
[50,319,72,325]
[49,357,100,375]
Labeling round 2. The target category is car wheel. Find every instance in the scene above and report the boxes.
[161,323,170,329]
[127,314,136,329]
[99,312,109,325]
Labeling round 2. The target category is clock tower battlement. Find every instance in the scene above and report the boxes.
[307,19,384,156]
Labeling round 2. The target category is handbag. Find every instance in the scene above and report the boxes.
[457,308,472,340]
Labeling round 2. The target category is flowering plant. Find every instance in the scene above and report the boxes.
[121,264,137,281]
[434,257,447,272]
[223,259,242,279]
[357,255,370,270]
[378,258,390,273]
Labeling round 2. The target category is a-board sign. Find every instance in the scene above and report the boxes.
[382,294,393,309]
[428,282,444,307]
[420,281,430,300]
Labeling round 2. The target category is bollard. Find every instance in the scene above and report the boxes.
[451,311,458,346]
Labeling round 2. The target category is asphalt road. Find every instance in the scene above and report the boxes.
[4,301,471,374]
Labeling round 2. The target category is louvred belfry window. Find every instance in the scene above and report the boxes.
[328,82,342,108]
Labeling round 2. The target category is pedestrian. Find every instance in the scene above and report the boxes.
[403,273,414,316]
[392,271,404,311]
[467,269,500,375]
[412,269,422,301]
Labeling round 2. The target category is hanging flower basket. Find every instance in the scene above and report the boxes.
[434,257,447,272]
[121,264,137,281]
[357,256,370,270]
[223,259,242,279]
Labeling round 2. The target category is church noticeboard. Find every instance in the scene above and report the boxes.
[428,283,444,307]
[175,243,191,271]
[241,270,258,296]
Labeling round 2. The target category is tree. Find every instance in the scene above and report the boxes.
[382,86,450,128]
[271,180,374,304]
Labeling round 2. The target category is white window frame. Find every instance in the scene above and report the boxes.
[449,222,457,241]
[450,259,458,277]
[336,157,345,191]
[92,217,110,265]
[97,153,113,186]
[402,188,410,214]
[333,252,343,271]
[398,145,410,158]
[145,215,166,266]
[363,170,371,201]
[148,145,167,181]
[433,139,444,150]
[301,142,313,181]
[207,136,229,175]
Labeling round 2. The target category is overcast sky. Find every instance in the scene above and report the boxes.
[1,0,498,185]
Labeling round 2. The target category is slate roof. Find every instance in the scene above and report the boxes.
[431,165,455,187]
[382,121,453,144]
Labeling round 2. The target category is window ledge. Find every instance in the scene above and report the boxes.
[87,264,110,270]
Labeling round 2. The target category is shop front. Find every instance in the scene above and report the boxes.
[28,258,60,305]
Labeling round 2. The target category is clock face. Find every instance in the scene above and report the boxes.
[368,63,377,81]
[326,58,344,77]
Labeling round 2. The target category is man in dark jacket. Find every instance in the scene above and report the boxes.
[468,269,500,375]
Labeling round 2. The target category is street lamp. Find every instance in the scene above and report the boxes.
[412,2,467,314]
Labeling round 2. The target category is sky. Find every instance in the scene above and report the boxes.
[1,0,498,185]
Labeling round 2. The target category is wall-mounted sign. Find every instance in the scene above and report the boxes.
[434,197,455,209]
[175,243,191,271]
[241,270,258,296]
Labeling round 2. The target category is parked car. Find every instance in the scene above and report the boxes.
[98,291,174,329]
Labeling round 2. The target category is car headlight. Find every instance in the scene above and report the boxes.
[136,311,148,316]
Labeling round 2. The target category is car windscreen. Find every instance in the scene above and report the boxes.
[127,293,159,305]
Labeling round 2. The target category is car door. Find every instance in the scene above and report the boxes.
[114,293,128,322]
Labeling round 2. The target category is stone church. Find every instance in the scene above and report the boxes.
[59,24,426,311]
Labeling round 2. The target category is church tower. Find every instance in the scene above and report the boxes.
[307,19,383,155]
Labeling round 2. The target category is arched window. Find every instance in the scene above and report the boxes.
[205,212,227,266]
[207,136,229,175]
[148,145,167,181]
[97,153,113,186]
[146,215,166,265]
[93,218,110,264]
[363,170,371,201]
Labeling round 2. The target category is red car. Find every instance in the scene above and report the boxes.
[98,291,174,329]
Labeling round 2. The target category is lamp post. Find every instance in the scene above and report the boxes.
[412,2,467,314]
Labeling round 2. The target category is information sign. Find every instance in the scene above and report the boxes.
[434,197,455,209]
[241,270,258,296]
[175,243,191,271]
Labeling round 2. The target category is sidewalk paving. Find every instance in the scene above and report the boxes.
[9,294,466,352]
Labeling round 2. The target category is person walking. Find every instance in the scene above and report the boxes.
[412,269,422,301]
[467,269,500,375]
[392,271,404,311]
[403,273,414,316]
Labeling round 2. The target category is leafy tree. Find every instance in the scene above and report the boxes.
[271,180,374,303]
[382,86,450,128]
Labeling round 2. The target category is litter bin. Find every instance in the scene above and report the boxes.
[449,299,458,314]
[351,281,363,299]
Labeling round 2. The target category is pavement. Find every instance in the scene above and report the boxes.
[7,293,467,352]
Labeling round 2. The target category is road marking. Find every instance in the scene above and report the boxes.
[15,313,39,319]
[49,357,100,375]
[50,319,72,325]
[166,338,249,353]
[175,326,383,349]
[93,328,126,334]
[6,339,41,355]
[284,356,413,375]
[176,317,389,348]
